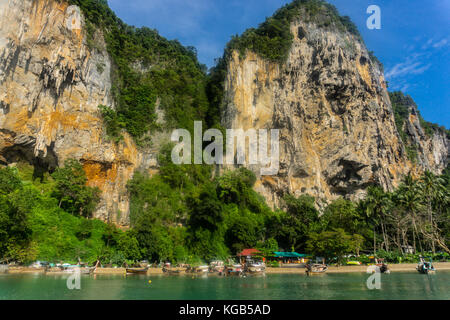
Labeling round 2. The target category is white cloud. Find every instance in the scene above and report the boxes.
[432,39,448,48]
[420,37,449,50]
[386,36,448,80]
[385,57,431,79]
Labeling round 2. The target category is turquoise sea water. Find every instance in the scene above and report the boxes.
[0,272,448,300]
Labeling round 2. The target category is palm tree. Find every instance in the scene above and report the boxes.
[396,174,423,254]
[363,186,392,253]
[388,193,410,254]
[418,171,446,253]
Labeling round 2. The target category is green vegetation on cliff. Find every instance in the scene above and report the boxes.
[390,91,449,138]
[227,0,361,64]
[66,0,210,145]
[67,0,365,140]
[0,162,113,263]
[390,91,449,161]
[207,0,364,124]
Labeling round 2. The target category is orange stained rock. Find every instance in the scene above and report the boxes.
[83,161,118,187]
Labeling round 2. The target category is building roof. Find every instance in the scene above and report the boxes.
[237,249,262,257]
[273,252,308,258]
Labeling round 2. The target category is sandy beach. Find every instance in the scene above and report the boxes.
[266,263,450,274]
[4,263,450,275]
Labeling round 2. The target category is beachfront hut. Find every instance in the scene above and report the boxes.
[402,245,415,254]
[237,249,263,264]
[273,252,309,265]
[237,249,262,257]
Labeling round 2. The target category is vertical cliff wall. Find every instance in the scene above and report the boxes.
[0,0,143,226]
[222,19,448,207]
[390,92,449,173]
[1,0,447,224]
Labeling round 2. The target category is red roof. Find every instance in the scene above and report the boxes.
[237,249,261,257]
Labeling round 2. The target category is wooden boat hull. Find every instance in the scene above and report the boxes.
[226,271,243,276]
[195,269,209,273]
[126,268,148,275]
[45,267,94,274]
[186,267,209,274]
[167,271,181,275]
[306,264,328,275]
[417,267,436,274]
[163,268,182,274]
[247,267,265,274]
[80,268,94,274]
[225,266,243,276]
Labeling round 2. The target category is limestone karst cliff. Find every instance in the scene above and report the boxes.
[219,3,448,207]
[390,91,449,174]
[0,0,448,224]
[0,0,144,226]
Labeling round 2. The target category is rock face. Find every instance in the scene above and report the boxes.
[0,0,143,226]
[0,0,447,224]
[221,20,448,207]
[402,104,449,173]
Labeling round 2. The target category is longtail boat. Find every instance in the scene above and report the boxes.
[244,259,266,274]
[224,264,243,276]
[126,267,149,275]
[209,261,225,274]
[162,263,182,274]
[305,264,328,275]
[186,265,209,274]
[417,256,436,274]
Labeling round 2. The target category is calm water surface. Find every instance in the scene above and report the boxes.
[0,272,449,300]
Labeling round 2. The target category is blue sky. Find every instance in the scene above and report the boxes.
[108,0,449,128]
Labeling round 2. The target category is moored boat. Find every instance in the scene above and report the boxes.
[162,263,182,274]
[80,267,95,274]
[224,264,243,276]
[377,259,389,274]
[209,261,225,274]
[186,265,209,274]
[126,267,149,275]
[305,263,328,275]
[417,256,436,274]
[244,259,266,274]
[367,257,390,274]
[46,265,95,274]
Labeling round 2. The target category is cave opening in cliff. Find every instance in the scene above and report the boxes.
[0,143,58,182]
[328,160,372,196]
